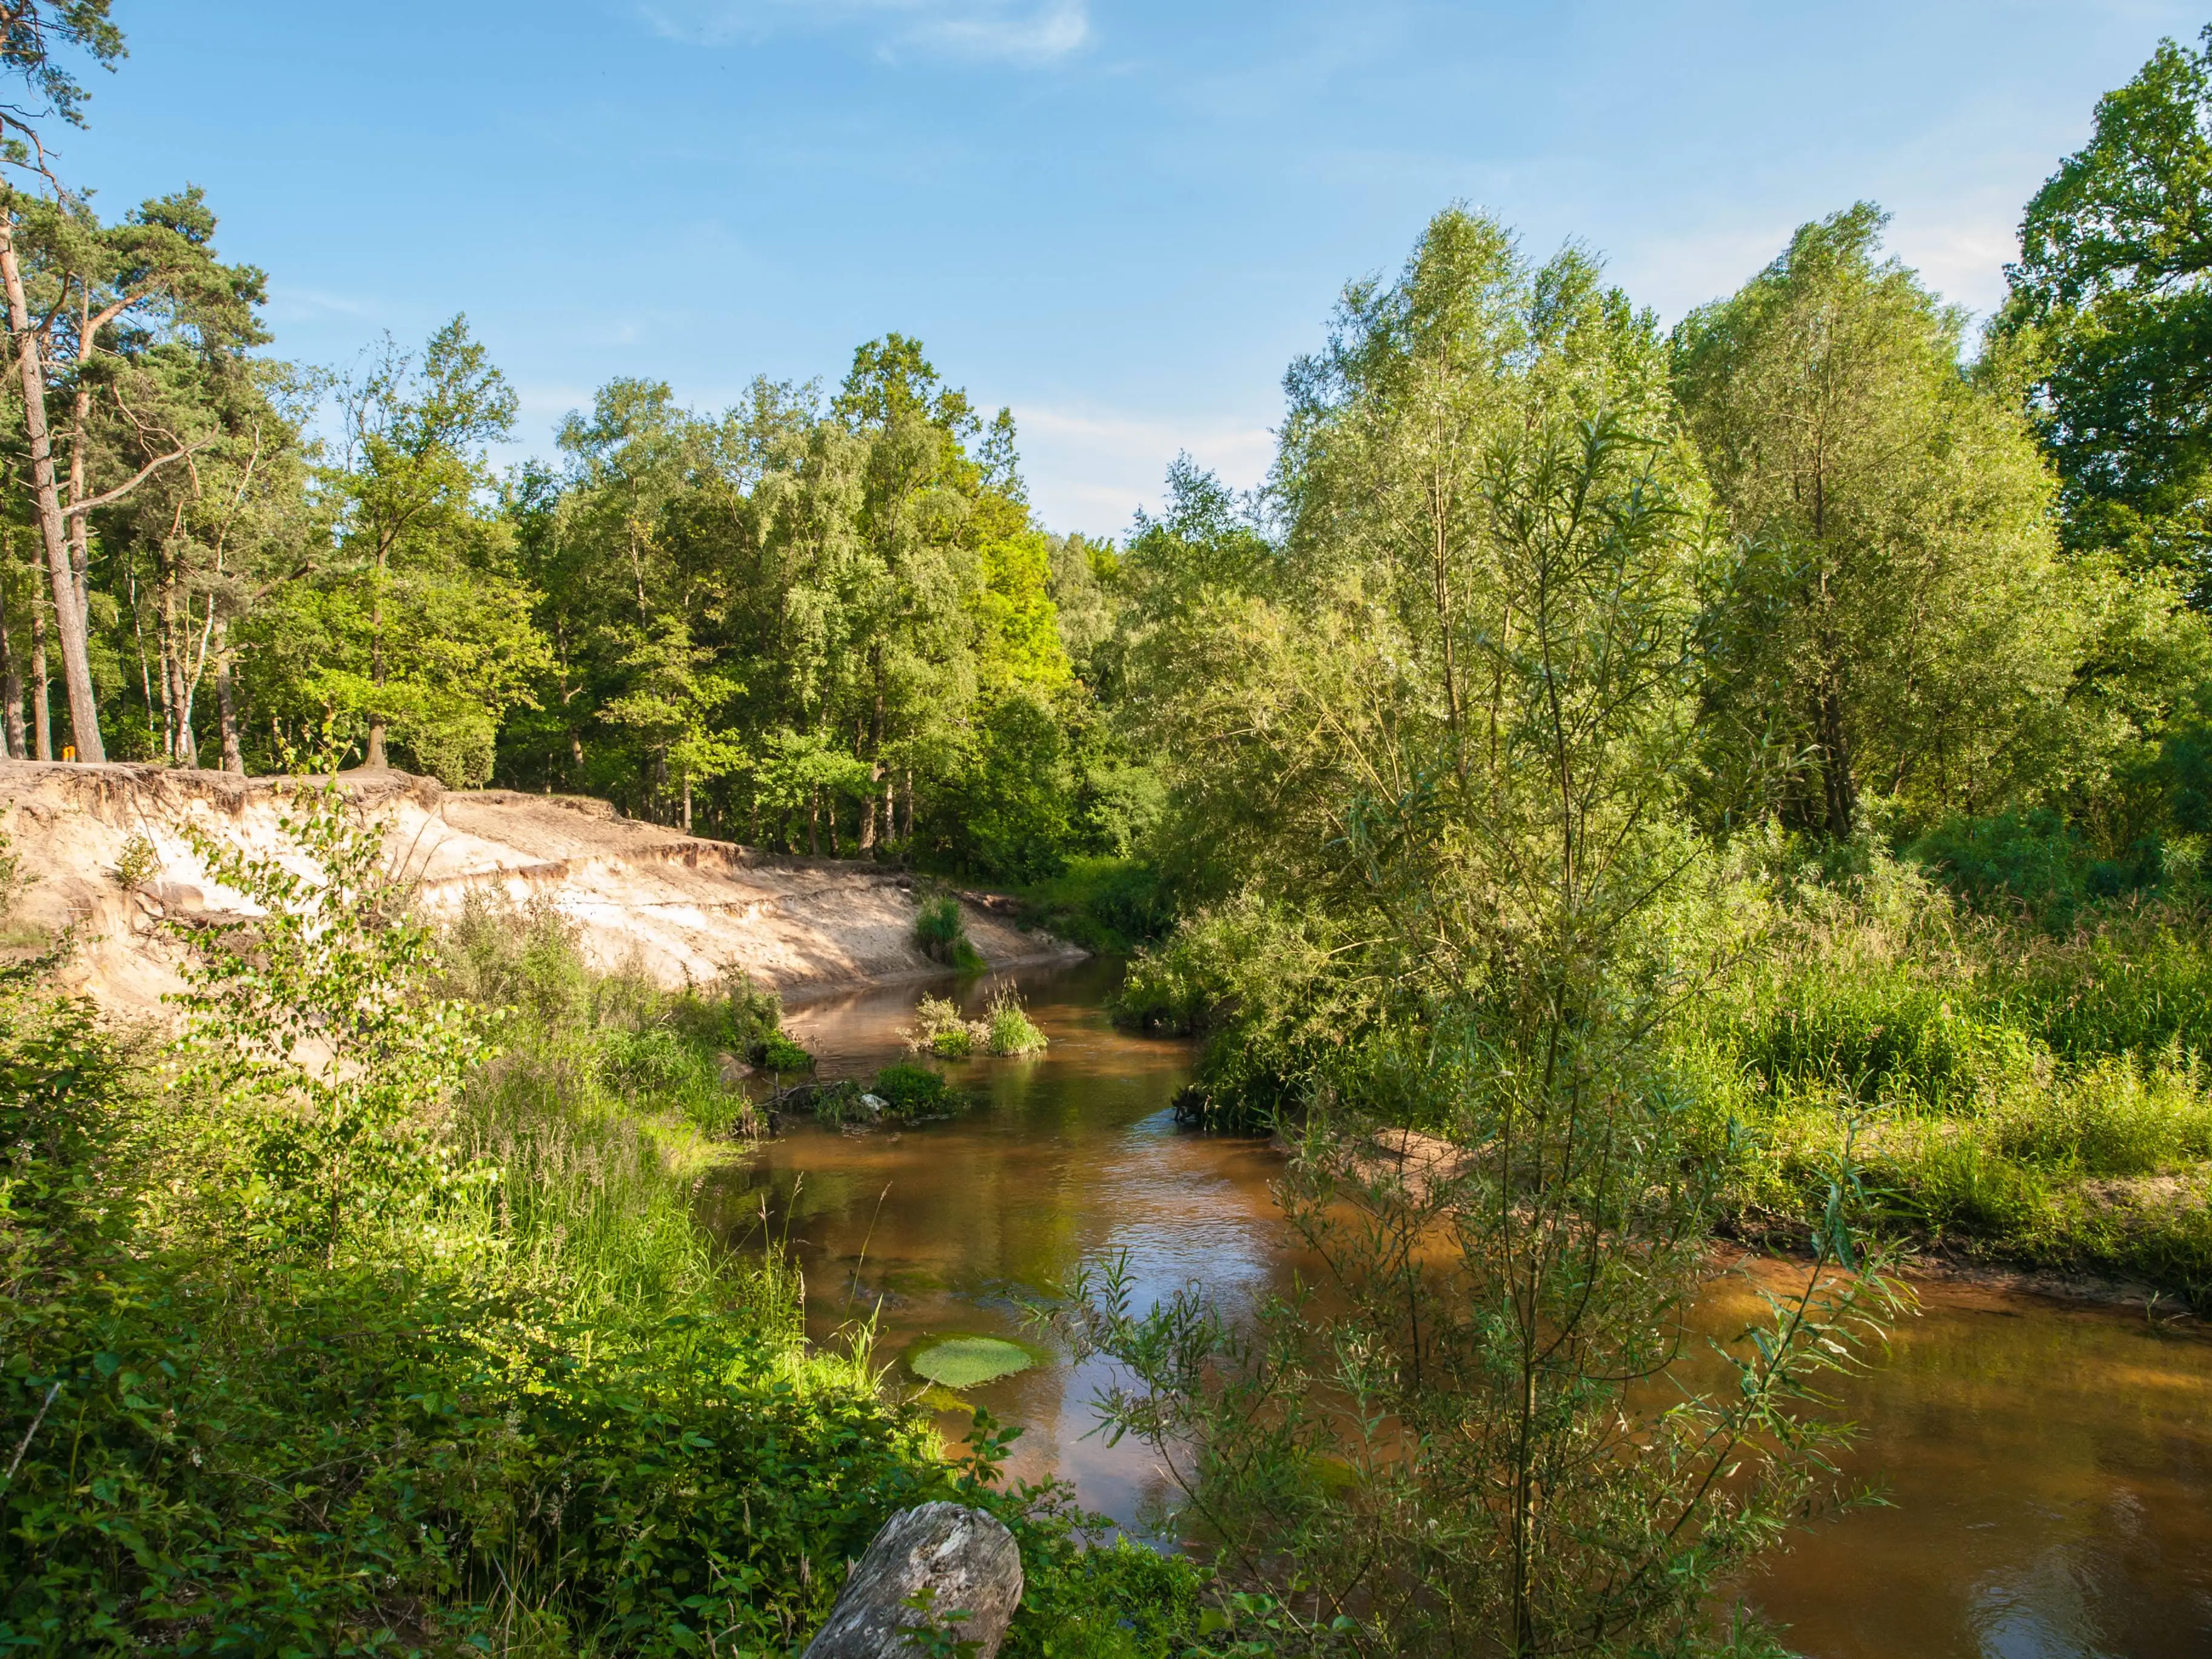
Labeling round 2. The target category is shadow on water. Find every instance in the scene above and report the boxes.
[697,957,2212,1658]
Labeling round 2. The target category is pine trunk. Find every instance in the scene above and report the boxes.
[215,617,243,774]
[29,587,51,761]
[0,570,20,760]
[0,213,103,760]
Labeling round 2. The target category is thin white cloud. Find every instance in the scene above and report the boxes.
[264,284,386,323]
[1015,402,1276,537]
[635,0,1090,65]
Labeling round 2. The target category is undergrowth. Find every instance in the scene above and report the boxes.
[1680,850,2212,1301]
[0,779,1213,1656]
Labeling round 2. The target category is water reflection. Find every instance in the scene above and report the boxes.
[697,957,2212,1658]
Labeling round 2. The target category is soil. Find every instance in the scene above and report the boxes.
[0,759,1081,1018]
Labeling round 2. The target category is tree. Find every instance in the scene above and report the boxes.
[1059,209,1899,1655]
[2000,27,2212,593]
[0,0,123,759]
[1675,205,2086,836]
[270,318,546,785]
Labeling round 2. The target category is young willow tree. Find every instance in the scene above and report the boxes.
[1071,210,1899,1657]
[1673,205,2088,836]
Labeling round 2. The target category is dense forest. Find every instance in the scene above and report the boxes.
[10,4,2212,1657]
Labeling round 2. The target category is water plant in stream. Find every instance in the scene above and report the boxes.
[908,1335,1041,1390]
[905,993,982,1057]
[984,985,1048,1055]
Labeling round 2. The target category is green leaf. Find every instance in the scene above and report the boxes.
[905,1336,1037,1390]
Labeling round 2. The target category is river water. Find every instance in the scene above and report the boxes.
[699,957,2212,1659]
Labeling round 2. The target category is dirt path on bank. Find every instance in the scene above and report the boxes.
[0,760,1079,1018]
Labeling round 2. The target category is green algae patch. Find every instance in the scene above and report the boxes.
[906,1333,1040,1390]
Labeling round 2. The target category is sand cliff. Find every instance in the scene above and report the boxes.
[0,760,1077,1016]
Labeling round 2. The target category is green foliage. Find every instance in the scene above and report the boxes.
[1675,203,2104,836]
[0,829,22,920]
[915,894,987,972]
[167,771,500,1262]
[870,1061,960,1116]
[1908,808,2140,921]
[2001,25,2212,589]
[250,318,547,785]
[983,985,1047,1056]
[438,889,789,1139]
[1681,854,2212,1299]
[0,808,965,1654]
[1114,895,1353,1131]
[752,1028,815,1074]
[1018,856,1171,954]
[905,994,982,1059]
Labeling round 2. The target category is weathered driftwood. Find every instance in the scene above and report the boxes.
[800,1502,1023,1658]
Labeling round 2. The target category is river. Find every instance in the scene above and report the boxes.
[699,956,2212,1658]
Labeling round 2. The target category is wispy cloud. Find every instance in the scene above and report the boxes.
[1015,402,1276,536]
[635,0,1090,65]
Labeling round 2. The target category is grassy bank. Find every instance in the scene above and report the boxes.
[1680,857,2212,1300]
[1118,851,2212,1305]
[0,811,1213,1657]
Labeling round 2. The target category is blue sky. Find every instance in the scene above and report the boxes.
[45,0,2203,535]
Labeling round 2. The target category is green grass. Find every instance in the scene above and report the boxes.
[984,986,1048,1056]
[915,894,987,973]
[0,886,1221,1655]
[1678,861,2212,1302]
[1017,856,1173,954]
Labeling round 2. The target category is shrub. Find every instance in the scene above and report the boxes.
[904,994,987,1059]
[1019,856,1172,953]
[1115,895,1366,1130]
[915,894,987,972]
[751,1028,815,1073]
[870,1062,962,1118]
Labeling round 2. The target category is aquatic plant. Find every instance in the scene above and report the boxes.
[903,993,988,1059]
[984,985,1047,1055]
[907,1335,1037,1390]
[870,1061,963,1118]
[751,1028,815,1073]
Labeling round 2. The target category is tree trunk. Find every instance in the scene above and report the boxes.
[682,771,692,833]
[859,686,883,852]
[0,209,103,760]
[809,784,821,856]
[1817,684,1857,840]
[28,585,50,761]
[0,565,21,759]
[215,617,243,774]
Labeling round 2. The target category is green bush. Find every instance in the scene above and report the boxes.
[870,1062,962,1117]
[1019,856,1173,953]
[905,994,984,1059]
[1116,896,1366,1130]
[915,894,987,973]
[751,1028,815,1073]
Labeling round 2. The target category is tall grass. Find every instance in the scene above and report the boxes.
[1683,850,2212,1300]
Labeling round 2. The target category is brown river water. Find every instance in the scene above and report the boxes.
[697,956,2212,1659]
